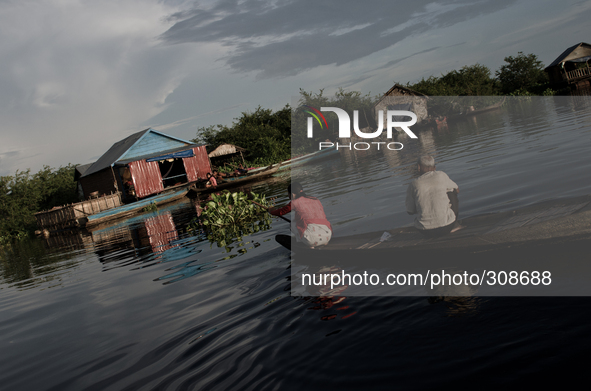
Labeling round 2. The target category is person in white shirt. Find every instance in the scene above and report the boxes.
[405,155,462,238]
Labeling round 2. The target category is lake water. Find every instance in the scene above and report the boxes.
[1,97,591,390]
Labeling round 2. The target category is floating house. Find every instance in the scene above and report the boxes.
[74,162,93,200]
[545,42,591,89]
[78,128,211,201]
[374,84,429,127]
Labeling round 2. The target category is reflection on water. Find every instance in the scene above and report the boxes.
[1,97,591,389]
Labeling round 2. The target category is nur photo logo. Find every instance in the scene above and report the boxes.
[303,106,418,151]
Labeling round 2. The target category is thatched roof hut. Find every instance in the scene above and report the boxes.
[208,144,246,158]
[208,144,247,166]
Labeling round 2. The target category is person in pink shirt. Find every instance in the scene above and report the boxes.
[205,172,217,188]
[270,182,332,248]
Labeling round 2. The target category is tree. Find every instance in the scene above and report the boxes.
[0,164,78,243]
[192,106,292,165]
[495,52,548,94]
[407,64,498,96]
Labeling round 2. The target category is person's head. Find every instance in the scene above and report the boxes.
[288,182,306,200]
[207,172,212,178]
[417,155,436,174]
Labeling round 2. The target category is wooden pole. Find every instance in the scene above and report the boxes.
[111,166,119,193]
[251,201,291,223]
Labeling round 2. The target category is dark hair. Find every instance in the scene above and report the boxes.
[288,181,306,199]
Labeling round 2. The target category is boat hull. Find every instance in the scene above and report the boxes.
[280,194,591,253]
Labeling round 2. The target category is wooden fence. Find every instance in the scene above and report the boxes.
[564,66,591,81]
[35,192,122,230]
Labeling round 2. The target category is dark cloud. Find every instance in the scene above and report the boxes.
[160,0,516,77]
[375,46,441,71]
[339,75,375,89]
[447,41,467,48]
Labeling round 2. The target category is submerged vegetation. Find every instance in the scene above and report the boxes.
[0,164,78,245]
[188,191,273,248]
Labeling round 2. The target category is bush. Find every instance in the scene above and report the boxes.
[0,164,78,243]
[193,106,291,165]
[407,64,498,96]
[495,52,549,94]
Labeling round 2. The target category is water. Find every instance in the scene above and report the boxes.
[1,97,591,390]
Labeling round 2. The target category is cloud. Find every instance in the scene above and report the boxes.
[150,103,248,131]
[0,0,197,175]
[374,46,442,71]
[160,0,516,78]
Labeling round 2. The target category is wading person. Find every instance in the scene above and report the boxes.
[271,182,332,248]
[406,155,462,238]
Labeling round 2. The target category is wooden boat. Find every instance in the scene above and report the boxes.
[280,146,339,170]
[278,194,591,253]
[415,97,506,130]
[445,97,506,122]
[189,163,282,195]
[246,146,339,175]
[84,187,189,229]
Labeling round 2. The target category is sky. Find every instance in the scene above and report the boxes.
[0,0,589,176]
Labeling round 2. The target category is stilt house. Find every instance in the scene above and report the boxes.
[545,42,591,89]
[78,129,211,201]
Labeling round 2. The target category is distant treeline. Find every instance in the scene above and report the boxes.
[195,52,556,165]
[192,89,377,164]
[405,52,554,96]
[0,165,78,245]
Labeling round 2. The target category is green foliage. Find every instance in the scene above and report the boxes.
[142,202,158,212]
[193,106,291,165]
[0,164,78,243]
[188,191,273,248]
[407,64,498,96]
[495,52,549,94]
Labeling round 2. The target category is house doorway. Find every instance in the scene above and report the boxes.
[158,158,188,188]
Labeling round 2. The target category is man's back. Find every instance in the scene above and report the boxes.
[406,171,458,230]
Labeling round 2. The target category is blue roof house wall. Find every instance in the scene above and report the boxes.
[81,128,193,178]
[78,128,199,200]
[118,130,191,162]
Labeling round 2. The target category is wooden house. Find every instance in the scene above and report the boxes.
[545,42,591,89]
[78,128,211,201]
[374,84,429,128]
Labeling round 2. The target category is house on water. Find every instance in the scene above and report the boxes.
[78,128,212,201]
[374,84,429,128]
[545,42,591,89]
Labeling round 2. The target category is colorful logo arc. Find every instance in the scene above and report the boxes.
[303,105,329,129]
